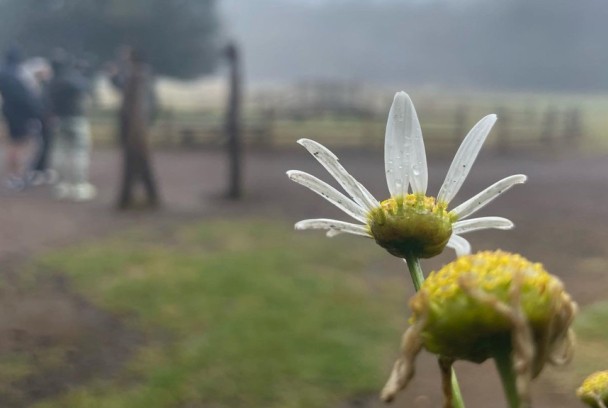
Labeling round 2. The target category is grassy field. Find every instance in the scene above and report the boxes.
[20,219,408,408]
[0,216,605,406]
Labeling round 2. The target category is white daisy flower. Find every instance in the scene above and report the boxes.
[287,91,526,259]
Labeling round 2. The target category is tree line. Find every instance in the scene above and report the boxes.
[0,0,220,79]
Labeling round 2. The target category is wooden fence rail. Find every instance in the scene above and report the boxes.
[87,103,584,154]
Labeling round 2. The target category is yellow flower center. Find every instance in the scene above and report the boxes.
[578,371,608,406]
[410,251,574,365]
[421,251,551,304]
[367,194,455,258]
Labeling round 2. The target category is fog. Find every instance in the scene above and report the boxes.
[221,0,608,91]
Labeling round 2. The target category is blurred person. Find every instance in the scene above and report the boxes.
[107,46,159,124]
[0,47,41,190]
[21,57,51,95]
[47,54,96,201]
[108,46,160,208]
[21,57,57,186]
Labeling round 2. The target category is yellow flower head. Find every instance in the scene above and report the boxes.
[368,194,455,258]
[382,251,577,403]
[411,250,574,368]
[577,371,608,408]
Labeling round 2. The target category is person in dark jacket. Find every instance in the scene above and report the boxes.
[47,54,96,201]
[22,57,56,186]
[0,48,40,189]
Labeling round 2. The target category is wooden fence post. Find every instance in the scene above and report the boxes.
[563,108,583,147]
[163,108,175,146]
[453,106,467,147]
[225,42,243,200]
[495,107,510,154]
[540,107,557,149]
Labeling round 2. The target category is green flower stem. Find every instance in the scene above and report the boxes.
[494,349,520,408]
[404,253,425,291]
[404,254,466,408]
[451,371,465,408]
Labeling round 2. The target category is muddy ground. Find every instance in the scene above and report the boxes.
[0,147,606,407]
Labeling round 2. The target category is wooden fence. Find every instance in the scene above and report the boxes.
[88,84,585,155]
[99,106,582,155]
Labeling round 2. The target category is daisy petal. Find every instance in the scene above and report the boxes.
[295,218,371,238]
[452,216,514,235]
[385,92,426,196]
[451,174,527,220]
[298,139,378,211]
[287,170,368,223]
[446,234,472,257]
[406,96,428,195]
[326,229,345,237]
[437,114,498,204]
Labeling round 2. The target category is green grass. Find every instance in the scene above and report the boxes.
[30,219,407,408]
[545,300,608,393]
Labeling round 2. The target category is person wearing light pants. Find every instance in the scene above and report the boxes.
[53,116,93,198]
[47,53,96,201]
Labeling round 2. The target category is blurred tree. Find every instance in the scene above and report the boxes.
[0,0,220,79]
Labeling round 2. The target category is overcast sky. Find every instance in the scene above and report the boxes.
[219,0,608,91]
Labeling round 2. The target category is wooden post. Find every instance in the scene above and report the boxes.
[359,110,375,148]
[540,107,557,148]
[259,106,275,148]
[164,108,175,146]
[563,108,583,147]
[495,107,509,155]
[453,105,467,148]
[225,42,242,200]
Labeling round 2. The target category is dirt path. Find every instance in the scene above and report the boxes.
[0,147,606,407]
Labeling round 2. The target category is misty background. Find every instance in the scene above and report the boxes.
[0,1,606,408]
[221,0,608,91]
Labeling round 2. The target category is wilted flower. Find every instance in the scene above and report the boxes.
[578,371,608,408]
[288,92,526,259]
[382,251,577,406]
